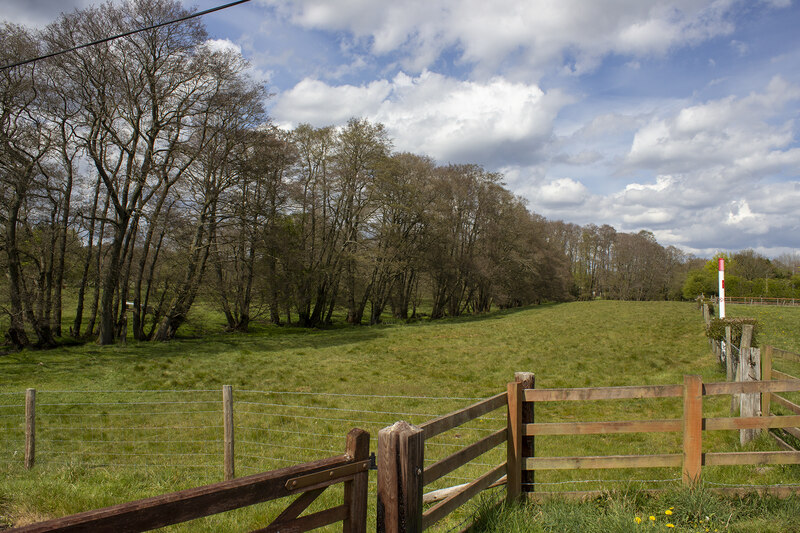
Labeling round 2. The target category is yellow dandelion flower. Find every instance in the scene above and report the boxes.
[666,524,674,528]
[650,516,656,521]
[635,516,642,524]
[665,509,673,515]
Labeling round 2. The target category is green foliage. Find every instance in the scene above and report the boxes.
[681,268,716,300]
[705,317,760,347]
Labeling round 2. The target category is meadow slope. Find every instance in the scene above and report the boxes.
[1,301,798,531]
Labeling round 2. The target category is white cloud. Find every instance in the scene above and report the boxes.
[272,71,571,166]
[274,78,391,125]
[625,76,800,178]
[622,209,674,225]
[536,178,590,207]
[262,0,746,77]
[204,38,242,55]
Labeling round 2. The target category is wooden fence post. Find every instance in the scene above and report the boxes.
[25,388,35,469]
[343,428,370,533]
[506,380,523,503]
[739,325,761,445]
[725,326,733,381]
[377,421,424,533]
[514,372,535,494]
[682,375,703,487]
[223,385,234,481]
[762,345,773,423]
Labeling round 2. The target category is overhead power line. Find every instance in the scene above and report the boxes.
[0,0,252,72]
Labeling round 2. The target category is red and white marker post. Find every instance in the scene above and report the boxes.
[718,258,726,319]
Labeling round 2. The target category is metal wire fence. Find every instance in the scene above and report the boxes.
[0,387,506,495]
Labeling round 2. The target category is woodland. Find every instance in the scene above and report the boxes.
[1,0,797,349]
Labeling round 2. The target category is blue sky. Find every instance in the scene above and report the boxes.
[4,0,800,257]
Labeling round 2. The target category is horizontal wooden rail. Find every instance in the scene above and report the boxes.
[704,415,800,431]
[422,463,506,530]
[702,380,800,396]
[524,384,682,402]
[772,370,798,381]
[704,451,800,466]
[525,454,682,470]
[523,451,800,470]
[423,428,506,486]
[523,419,681,436]
[420,391,507,440]
[527,486,800,501]
[771,347,800,363]
[772,394,800,415]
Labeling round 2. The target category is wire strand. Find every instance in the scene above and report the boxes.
[0,0,253,72]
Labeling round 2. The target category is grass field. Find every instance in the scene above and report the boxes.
[1,301,799,531]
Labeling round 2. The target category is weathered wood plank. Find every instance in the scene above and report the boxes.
[515,372,536,493]
[377,421,423,533]
[527,486,800,501]
[783,426,800,440]
[223,385,234,481]
[422,463,506,530]
[423,429,506,486]
[523,419,681,436]
[762,345,773,418]
[770,431,796,451]
[524,384,682,402]
[772,347,800,363]
[683,375,703,486]
[703,380,800,396]
[422,477,507,504]
[10,453,353,533]
[704,415,800,431]
[268,487,325,525]
[343,428,370,533]
[704,451,800,466]
[25,388,35,470]
[506,380,523,502]
[770,395,800,416]
[524,454,682,470]
[255,505,348,533]
[772,370,799,381]
[420,392,507,440]
[739,342,761,444]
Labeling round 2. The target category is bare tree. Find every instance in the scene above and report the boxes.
[0,23,59,347]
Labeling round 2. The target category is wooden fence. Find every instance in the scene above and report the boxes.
[11,365,800,532]
[375,374,532,532]
[9,428,370,533]
[709,296,799,307]
[18,385,244,479]
[522,375,800,500]
[761,345,800,450]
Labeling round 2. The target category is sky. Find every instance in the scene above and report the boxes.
[3,0,800,258]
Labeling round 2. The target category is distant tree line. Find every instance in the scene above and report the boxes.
[0,0,574,348]
[682,250,800,300]
[545,222,698,301]
[3,0,791,349]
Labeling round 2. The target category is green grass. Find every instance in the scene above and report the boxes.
[1,301,799,531]
[470,486,800,532]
